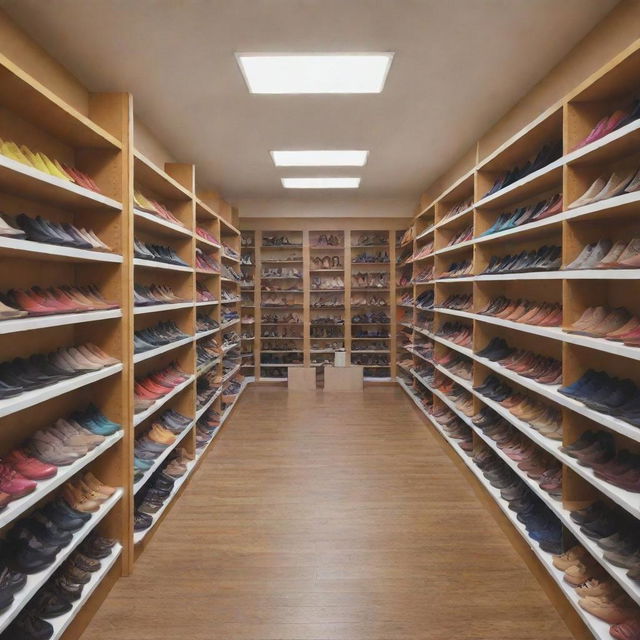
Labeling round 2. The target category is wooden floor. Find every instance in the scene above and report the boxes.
[81,385,574,640]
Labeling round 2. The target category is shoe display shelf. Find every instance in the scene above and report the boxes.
[397,40,640,637]
[240,231,257,377]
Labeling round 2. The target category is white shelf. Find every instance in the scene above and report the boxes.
[133,375,194,426]
[0,431,122,530]
[195,300,219,307]
[219,319,240,331]
[47,544,122,640]
[0,363,122,419]
[0,309,122,336]
[133,421,195,494]
[134,302,192,315]
[133,336,194,364]
[0,488,122,633]
[195,235,222,250]
[133,208,191,238]
[195,327,220,339]
[133,257,192,272]
[0,236,122,264]
[434,238,474,255]
[564,118,640,166]
[473,211,564,245]
[134,459,197,544]
[0,154,123,211]
[433,204,474,230]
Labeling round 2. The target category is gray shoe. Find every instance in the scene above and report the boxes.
[597,240,628,268]
[568,175,606,209]
[589,168,636,204]
[580,239,612,269]
[565,243,596,270]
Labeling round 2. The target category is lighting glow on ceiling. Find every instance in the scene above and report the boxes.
[271,150,369,166]
[281,177,361,189]
[236,53,394,94]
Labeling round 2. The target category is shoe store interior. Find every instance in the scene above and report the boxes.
[0,0,640,638]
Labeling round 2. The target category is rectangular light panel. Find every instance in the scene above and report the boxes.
[271,150,368,167]
[237,54,393,94]
[281,177,361,189]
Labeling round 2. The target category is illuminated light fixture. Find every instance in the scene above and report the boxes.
[281,177,361,189]
[271,150,369,167]
[236,53,394,94]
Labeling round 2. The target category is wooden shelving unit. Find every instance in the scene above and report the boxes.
[399,39,640,639]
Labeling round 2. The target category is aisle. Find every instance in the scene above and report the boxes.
[82,385,573,640]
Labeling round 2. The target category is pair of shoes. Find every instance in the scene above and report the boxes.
[409,241,434,262]
[195,248,220,273]
[134,284,188,306]
[435,322,472,348]
[196,282,217,303]
[195,226,221,247]
[134,363,190,413]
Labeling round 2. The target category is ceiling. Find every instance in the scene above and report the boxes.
[1,0,617,202]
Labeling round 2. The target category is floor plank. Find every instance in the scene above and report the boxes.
[80,385,574,640]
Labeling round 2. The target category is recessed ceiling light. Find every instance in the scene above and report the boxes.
[236,53,393,94]
[281,177,361,189]
[271,150,369,167]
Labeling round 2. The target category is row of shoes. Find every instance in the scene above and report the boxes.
[445,224,473,247]
[311,255,341,269]
[409,241,434,262]
[0,406,118,507]
[398,227,414,246]
[562,431,640,493]
[354,328,390,339]
[480,297,563,327]
[196,407,221,448]
[406,341,434,362]
[404,379,432,410]
[197,314,219,333]
[560,370,640,426]
[436,351,473,380]
[262,341,301,352]
[412,361,434,382]
[134,240,187,266]
[134,321,189,354]
[195,226,221,247]
[261,354,303,365]
[436,322,472,348]
[475,374,562,440]
[351,295,388,307]
[222,331,240,350]
[311,315,344,325]
[220,289,241,302]
[0,343,118,400]
[0,284,117,320]
[4,533,117,639]
[440,197,473,223]
[566,238,640,270]
[438,259,472,279]
[396,269,412,288]
[472,450,565,553]
[351,311,390,324]
[240,315,255,324]
[311,234,342,247]
[222,264,242,282]
[477,337,562,385]
[263,254,302,264]
[311,276,344,290]
[261,313,302,324]
[437,381,474,418]
[134,363,190,414]
[414,313,433,333]
[480,194,563,238]
[222,375,245,407]
[134,410,192,480]
[222,356,241,377]
[241,234,254,247]
[240,278,255,288]
[0,212,112,252]
[483,245,561,274]
[262,267,302,278]
[135,450,193,530]
[568,306,640,345]
[311,327,344,338]
[196,338,222,371]
[397,247,413,265]
[0,139,102,193]
[196,282,217,303]
[352,272,389,288]
[260,367,288,378]
[311,342,344,351]
[483,141,562,198]
[413,266,434,283]
[221,310,239,323]
[351,354,390,366]
[473,407,562,497]
[432,405,473,452]
[262,295,301,307]
[351,341,389,353]
[352,251,390,264]
[438,293,471,311]
[222,242,240,261]
[569,166,640,210]
[416,290,435,310]
[262,236,301,247]
[572,99,640,150]
[240,254,253,265]
[196,371,222,409]
[352,233,387,247]
[134,191,184,228]
[310,295,343,309]
[195,248,220,273]
[134,284,187,307]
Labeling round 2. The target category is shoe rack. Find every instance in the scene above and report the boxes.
[398,39,640,640]
[239,220,411,384]
[0,49,246,638]
[240,231,256,379]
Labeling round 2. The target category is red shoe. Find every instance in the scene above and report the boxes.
[0,462,37,499]
[5,449,57,480]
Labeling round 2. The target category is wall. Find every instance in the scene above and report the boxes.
[421,0,640,206]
